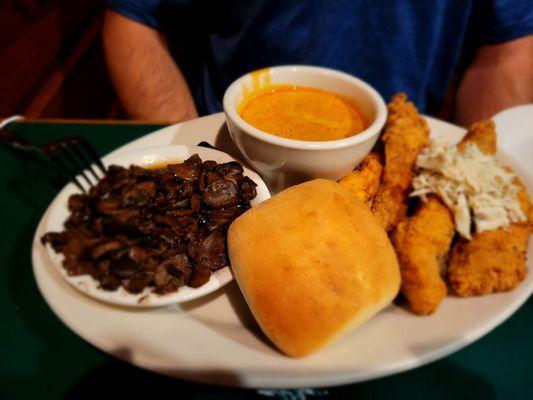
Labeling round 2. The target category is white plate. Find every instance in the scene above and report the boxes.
[41,145,270,307]
[32,112,533,388]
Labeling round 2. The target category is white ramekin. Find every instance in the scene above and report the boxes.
[223,65,387,193]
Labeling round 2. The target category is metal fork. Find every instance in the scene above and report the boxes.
[0,128,106,193]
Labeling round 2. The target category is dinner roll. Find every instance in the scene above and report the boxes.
[227,179,400,357]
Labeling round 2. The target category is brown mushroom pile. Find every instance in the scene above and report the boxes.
[41,154,257,294]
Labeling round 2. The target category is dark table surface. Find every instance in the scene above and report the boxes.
[1,120,532,400]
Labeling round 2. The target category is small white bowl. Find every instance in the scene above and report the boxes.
[42,145,270,307]
[223,65,387,193]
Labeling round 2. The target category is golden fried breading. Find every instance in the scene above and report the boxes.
[391,195,454,315]
[457,119,497,155]
[448,181,531,296]
[338,152,383,206]
[448,225,529,296]
[448,120,531,296]
[372,93,430,232]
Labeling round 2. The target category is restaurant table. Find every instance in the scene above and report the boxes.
[1,119,532,400]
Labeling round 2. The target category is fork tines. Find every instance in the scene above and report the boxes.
[42,136,106,193]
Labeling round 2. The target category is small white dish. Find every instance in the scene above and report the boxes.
[223,65,387,193]
[41,145,270,307]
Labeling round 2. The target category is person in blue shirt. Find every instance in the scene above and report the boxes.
[103,1,533,126]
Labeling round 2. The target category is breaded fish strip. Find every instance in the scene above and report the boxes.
[391,195,454,315]
[338,152,383,206]
[457,119,497,155]
[372,93,430,231]
[448,120,531,296]
[448,180,531,296]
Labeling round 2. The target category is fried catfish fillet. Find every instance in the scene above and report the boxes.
[448,180,531,296]
[457,119,497,155]
[448,120,531,296]
[391,195,455,315]
[372,93,430,232]
[338,152,383,206]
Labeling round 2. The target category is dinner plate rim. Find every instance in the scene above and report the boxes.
[31,112,533,388]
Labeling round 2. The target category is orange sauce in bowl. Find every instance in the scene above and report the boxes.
[238,84,366,141]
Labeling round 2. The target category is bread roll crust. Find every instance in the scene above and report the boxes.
[228,179,400,357]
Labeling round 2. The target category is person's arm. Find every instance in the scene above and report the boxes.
[455,35,533,127]
[103,9,198,122]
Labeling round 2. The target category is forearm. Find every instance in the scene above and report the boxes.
[103,10,198,122]
[455,35,533,127]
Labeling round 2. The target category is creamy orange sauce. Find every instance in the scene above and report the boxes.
[239,84,366,141]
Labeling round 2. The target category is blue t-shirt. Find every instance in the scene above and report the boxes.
[107,0,533,115]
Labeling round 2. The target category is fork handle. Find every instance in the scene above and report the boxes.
[0,128,31,151]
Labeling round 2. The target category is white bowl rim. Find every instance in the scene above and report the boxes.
[223,65,387,151]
